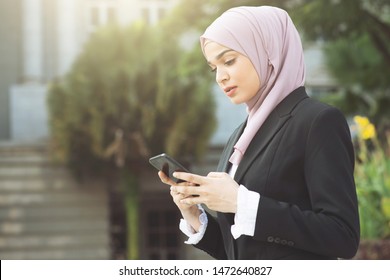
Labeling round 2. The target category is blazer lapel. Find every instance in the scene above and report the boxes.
[217,121,246,172]
[234,87,308,183]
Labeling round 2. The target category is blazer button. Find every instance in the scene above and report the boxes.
[281,239,287,245]
[267,236,274,243]
[287,241,295,246]
[274,237,280,244]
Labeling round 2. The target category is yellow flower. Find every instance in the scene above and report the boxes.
[362,123,376,140]
[354,115,370,128]
[354,115,376,140]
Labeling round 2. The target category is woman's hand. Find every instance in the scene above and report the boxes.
[171,171,239,213]
[158,171,202,231]
[158,171,197,211]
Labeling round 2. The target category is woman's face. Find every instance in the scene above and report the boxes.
[203,41,260,104]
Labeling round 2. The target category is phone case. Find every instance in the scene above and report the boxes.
[149,153,189,183]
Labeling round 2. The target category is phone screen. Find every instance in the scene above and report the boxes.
[149,153,189,183]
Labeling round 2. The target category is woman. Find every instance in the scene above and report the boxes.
[158,6,360,259]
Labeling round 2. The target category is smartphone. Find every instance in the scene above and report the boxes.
[149,153,189,183]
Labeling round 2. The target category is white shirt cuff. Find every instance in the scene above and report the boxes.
[231,184,260,239]
[179,204,208,245]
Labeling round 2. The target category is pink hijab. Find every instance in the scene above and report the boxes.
[200,6,306,165]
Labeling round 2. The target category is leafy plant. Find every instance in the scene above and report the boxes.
[47,23,216,259]
[353,116,390,239]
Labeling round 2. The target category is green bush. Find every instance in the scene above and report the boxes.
[353,116,390,239]
[48,23,215,175]
[47,23,216,259]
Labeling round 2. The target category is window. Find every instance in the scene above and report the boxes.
[87,0,118,33]
[91,7,100,26]
[140,195,182,259]
[158,7,166,21]
[141,3,169,26]
[107,7,116,23]
[142,8,151,25]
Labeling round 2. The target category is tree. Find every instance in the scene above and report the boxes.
[47,23,216,259]
[293,0,390,136]
[321,33,390,130]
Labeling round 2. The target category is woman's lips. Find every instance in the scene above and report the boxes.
[224,86,237,97]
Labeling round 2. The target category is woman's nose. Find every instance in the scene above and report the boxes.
[216,68,228,83]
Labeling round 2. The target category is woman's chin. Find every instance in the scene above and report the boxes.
[229,97,244,105]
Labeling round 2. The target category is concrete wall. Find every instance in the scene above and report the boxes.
[0,1,22,140]
[9,84,49,142]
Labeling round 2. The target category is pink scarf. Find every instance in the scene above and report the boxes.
[200,6,306,165]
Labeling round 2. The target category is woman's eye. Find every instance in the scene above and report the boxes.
[209,58,235,73]
[225,58,236,66]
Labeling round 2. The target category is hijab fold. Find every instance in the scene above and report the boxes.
[200,6,306,165]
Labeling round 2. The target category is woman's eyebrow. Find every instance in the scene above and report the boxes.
[208,49,235,64]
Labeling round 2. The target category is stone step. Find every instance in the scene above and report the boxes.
[0,247,110,260]
[0,191,107,207]
[0,164,71,178]
[0,141,47,149]
[0,219,109,235]
[0,177,86,192]
[0,205,108,221]
[0,233,109,250]
[0,143,49,157]
[0,154,49,165]
[0,143,112,260]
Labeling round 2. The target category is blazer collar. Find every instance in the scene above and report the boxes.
[232,86,309,182]
[217,121,246,172]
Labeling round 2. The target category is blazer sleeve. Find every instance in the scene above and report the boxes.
[194,211,228,259]
[253,107,360,259]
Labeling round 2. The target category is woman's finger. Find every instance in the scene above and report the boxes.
[180,195,202,206]
[207,172,226,178]
[158,171,176,185]
[171,185,200,197]
[173,172,206,185]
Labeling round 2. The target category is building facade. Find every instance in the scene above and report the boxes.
[0,0,180,142]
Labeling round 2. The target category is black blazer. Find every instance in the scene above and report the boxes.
[195,87,360,259]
